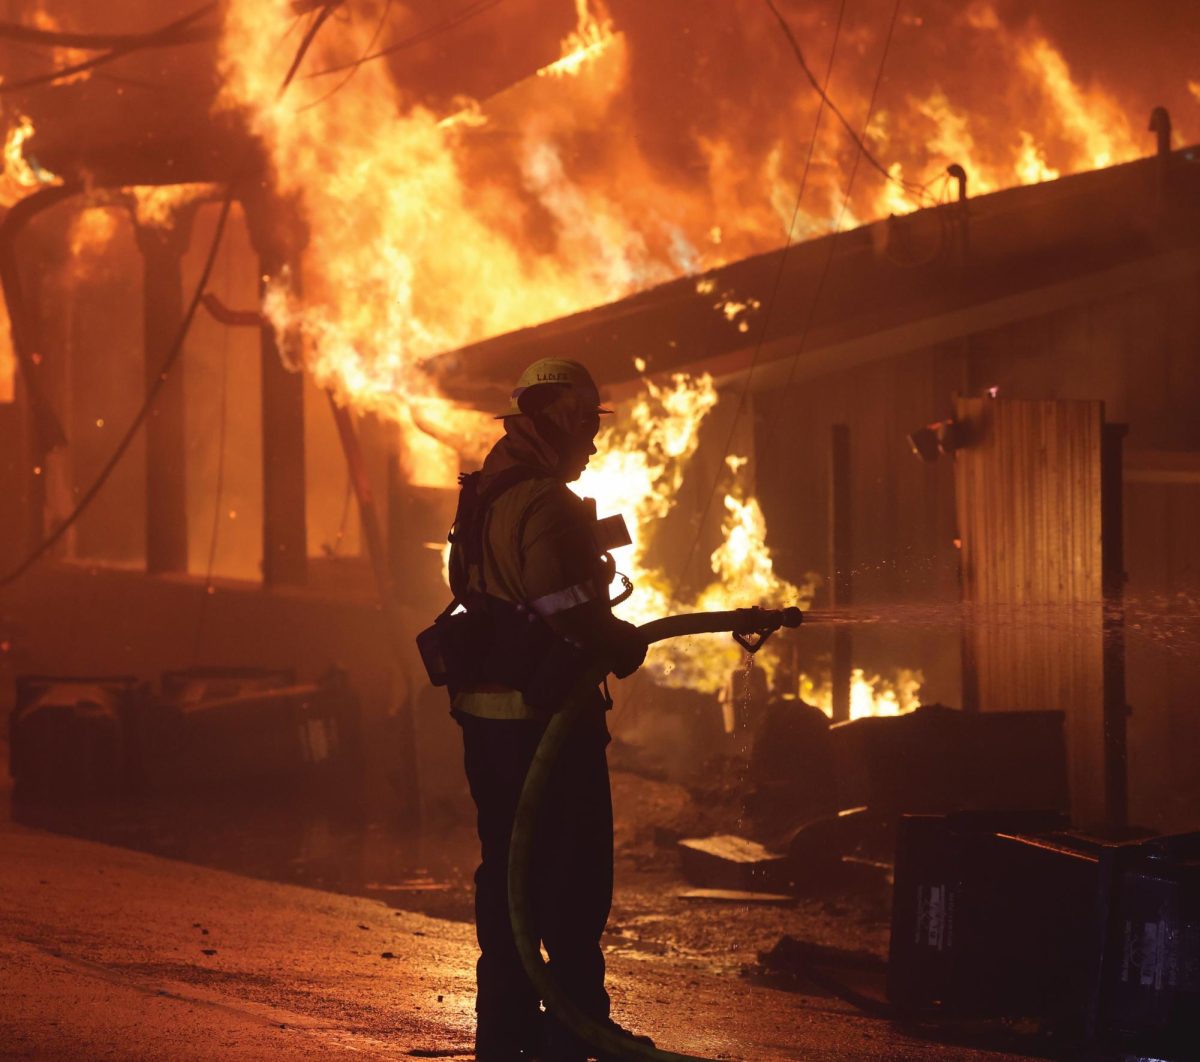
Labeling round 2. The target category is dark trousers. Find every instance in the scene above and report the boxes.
[456,710,613,1060]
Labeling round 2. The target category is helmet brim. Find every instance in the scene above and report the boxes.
[494,406,613,419]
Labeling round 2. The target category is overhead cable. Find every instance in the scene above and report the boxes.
[299,0,393,111]
[305,0,507,79]
[763,0,932,205]
[674,0,849,590]
[759,0,906,446]
[0,5,218,96]
[0,4,217,50]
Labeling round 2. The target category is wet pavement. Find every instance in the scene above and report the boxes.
[0,738,1053,1060]
[8,784,482,925]
[0,797,1044,1061]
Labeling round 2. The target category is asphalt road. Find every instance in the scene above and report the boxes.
[0,803,1049,1061]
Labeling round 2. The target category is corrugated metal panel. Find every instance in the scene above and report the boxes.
[954,397,1107,824]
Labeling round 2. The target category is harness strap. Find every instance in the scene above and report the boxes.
[446,465,544,609]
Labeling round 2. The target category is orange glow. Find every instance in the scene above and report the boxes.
[130,184,219,229]
[211,1,1171,709]
[801,668,924,720]
[0,297,14,404]
[1,115,60,207]
[66,208,121,279]
[537,0,616,79]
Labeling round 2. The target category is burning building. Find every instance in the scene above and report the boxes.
[1,2,1200,1056]
[2,0,1196,809]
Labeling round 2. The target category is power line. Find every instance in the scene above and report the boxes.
[758,0,905,444]
[673,0,849,592]
[0,5,217,96]
[763,0,932,206]
[0,9,216,51]
[279,2,345,97]
[0,191,235,589]
[304,0,507,79]
[299,0,394,112]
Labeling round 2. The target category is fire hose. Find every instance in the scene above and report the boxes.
[507,605,804,1062]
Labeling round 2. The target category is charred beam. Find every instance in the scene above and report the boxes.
[135,210,198,574]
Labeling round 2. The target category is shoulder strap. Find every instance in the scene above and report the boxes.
[448,465,545,600]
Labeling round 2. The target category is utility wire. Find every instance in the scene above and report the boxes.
[0,7,217,50]
[763,0,932,205]
[0,5,217,95]
[305,0,506,79]
[0,192,234,589]
[673,0,849,592]
[0,36,165,93]
[0,4,339,589]
[280,1,344,96]
[299,0,393,112]
[758,0,905,446]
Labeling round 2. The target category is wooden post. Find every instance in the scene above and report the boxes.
[1101,422,1129,829]
[239,184,309,589]
[828,424,852,722]
[328,398,420,822]
[259,252,307,587]
[135,212,196,574]
[0,186,73,555]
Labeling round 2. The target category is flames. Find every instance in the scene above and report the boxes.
[538,0,616,80]
[874,5,1145,213]
[0,297,12,404]
[1,114,60,207]
[578,371,816,694]
[211,0,1186,489]
[801,668,924,721]
[206,0,1180,713]
[1,113,60,400]
[130,183,219,229]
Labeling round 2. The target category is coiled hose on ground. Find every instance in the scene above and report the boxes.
[507,608,802,1062]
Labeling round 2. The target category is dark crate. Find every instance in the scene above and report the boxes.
[1089,838,1200,1057]
[889,812,1200,1058]
[10,675,140,799]
[139,671,352,792]
[832,706,1068,815]
[887,810,1073,1017]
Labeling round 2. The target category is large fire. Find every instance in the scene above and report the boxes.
[212,0,1191,485]
[7,0,1183,711]
[576,370,814,693]
[207,0,1192,714]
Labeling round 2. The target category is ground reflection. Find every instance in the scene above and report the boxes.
[9,784,478,922]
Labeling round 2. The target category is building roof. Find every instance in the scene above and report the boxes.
[430,146,1200,412]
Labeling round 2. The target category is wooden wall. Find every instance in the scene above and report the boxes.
[753,263,1200,831]
[953,397,1107,825]
[753,344,964,707]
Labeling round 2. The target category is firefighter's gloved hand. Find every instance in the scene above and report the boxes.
[608,618,647,679]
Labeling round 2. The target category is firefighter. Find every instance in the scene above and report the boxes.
[443,358,648,1061]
